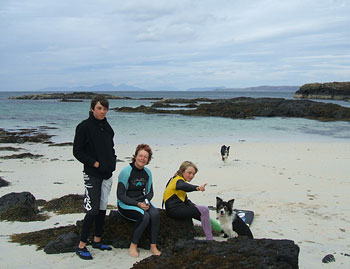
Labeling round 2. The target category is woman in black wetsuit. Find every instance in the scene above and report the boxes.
[117,144,161,257]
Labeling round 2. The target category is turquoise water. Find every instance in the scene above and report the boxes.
[1,91,350,145]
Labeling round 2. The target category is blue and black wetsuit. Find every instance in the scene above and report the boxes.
[117,163,160,245]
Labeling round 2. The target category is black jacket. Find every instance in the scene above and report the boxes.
[73,112,116,179]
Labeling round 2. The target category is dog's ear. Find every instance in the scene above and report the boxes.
[227,146,230,150]
[228,198,235,208]
[216,197,223,204]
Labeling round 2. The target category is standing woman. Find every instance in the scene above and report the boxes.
[117,144,161,257]
[163,161,213,240]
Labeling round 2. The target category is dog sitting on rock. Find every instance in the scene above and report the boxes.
[216,197,253,239]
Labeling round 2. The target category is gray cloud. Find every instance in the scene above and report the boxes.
[0,0,349,91]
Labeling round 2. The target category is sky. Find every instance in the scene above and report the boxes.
[1,0,350,91]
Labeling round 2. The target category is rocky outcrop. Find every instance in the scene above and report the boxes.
[294,82,350,100]
[11,209,197,253]
[6,194,300,267]
[114,97,350,122]
[0,153,43,159]
[8,92,131,100]
[0,192,45,221]
[0,128,53,143]
[132,237,300,269]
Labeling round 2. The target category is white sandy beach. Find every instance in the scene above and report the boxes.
[1,141,350,268]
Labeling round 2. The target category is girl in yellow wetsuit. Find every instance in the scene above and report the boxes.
[163,161,213,240]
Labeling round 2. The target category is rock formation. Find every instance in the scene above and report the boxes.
[294,82,350,101]
[0,192,45,221]
[132,237,300,269]
[0,128,53,143]
[4,192,300,267]
[114,97,350,122]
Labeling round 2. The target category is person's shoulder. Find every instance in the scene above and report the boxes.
[119,164,132,175]
[144,166,152,174]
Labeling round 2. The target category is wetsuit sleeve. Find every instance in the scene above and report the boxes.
[146,184,154,201]
[117,182,139,206]
[176,180,198,192]
[73,123,96,167]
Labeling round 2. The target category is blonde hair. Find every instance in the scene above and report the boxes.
[174,161,198,177]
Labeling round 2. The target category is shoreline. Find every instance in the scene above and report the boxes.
[1,141,350,268]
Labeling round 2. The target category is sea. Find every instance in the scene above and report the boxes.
[1,91,350,146]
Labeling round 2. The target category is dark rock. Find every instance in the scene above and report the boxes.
[295,81,350,100]
[322,254,336,263]
[59,98,83,102]
[0,128,53,143]
[0,192,47,221]
[114,97,350,122]
[132,237,300,269]
[12,209,197,254]
[0,146,24,151]
[11,207,300,267]
[103,210,196,250]
[48,142,73,147]
[0,153,44,159]
[44,232,80,254]
[0,176,10,187]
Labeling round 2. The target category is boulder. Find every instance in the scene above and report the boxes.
[0,176,10,187]
[132,237,300,269]
[44,232,80,254]
[322,254,336,263]
[0,192,40,221]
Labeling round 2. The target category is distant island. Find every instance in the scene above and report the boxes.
[294,81,350,101]
[8,92,131,100]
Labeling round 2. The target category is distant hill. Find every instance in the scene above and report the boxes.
[186,86,226,91]
[186,86,299,92]
[215,86,300,92]
[39,83,146,92]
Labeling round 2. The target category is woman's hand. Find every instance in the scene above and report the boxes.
[137,202,150,211]
[196,183,207,192]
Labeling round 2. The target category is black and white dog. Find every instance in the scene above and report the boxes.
[220,145,230,162]
[216,197,253,239]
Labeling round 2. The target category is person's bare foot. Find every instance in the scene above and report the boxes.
[150,244,161,256]
[129,243,139,257]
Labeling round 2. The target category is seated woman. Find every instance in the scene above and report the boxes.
[163,161,213,240]
[117,144,161,257]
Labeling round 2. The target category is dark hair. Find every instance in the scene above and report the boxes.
[132,144,153,164]
[91,95,109,110]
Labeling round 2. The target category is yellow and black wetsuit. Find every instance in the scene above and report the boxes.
[163,175,201,220]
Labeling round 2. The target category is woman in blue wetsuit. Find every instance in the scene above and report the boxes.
[117,144,161,257]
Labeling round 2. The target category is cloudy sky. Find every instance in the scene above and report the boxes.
[1,0,349,91]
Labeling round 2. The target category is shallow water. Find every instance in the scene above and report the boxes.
[1,91,349,145]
